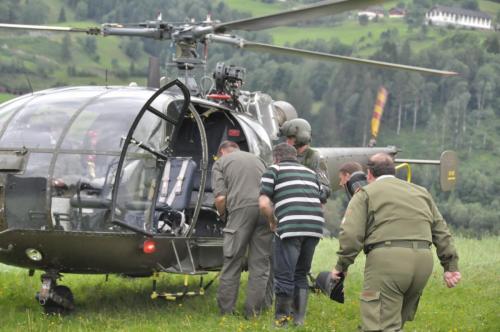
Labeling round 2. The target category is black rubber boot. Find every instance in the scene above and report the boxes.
[293,288,308,326]
[274,295,293,328]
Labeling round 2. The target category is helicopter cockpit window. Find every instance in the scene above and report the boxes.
[4,153,54,230]
[0,95,34,135]
[0,92,94,149]
[161,99,185,149]
[52,90,172,232]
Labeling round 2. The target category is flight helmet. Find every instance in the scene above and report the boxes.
[280,118,312,146]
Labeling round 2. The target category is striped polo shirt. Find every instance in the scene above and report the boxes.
[260,160,324,239]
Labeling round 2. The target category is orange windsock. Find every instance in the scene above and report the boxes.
[371,87,388,139]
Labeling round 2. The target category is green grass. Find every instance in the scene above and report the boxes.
[479,0,500,16]
[223,0,286,17]
[0,93,15,103]
[0,236,498,331]
[268,19,409,46]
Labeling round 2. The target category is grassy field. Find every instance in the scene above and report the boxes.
[223,0,286,17]
[479,0,500,15]
[0,93,15,103]
[268,19,409,46]
[0,236,498,331]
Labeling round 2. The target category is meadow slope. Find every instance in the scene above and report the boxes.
[0,236,498,331]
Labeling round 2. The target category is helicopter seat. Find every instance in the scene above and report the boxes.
[155,157,197,234]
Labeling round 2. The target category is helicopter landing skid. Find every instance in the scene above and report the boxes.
[150,272,219,301]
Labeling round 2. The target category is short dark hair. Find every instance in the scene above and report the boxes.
[339,161,363,175]
[273,143,297,162]
[218,140,239,153]
[367,153,395,177]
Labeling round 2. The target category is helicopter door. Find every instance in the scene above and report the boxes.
[110,80,193,234]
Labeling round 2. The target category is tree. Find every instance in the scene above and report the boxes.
[20,1,49,24]
[461,0,479,10]
[123,39,141,60]
[61,34,72,61]
[358,15,369,26]
[472,64,497,110]
[82,37,97,56]
[483,34,500,54]
[75,1,88,20]
[58,7,67,23]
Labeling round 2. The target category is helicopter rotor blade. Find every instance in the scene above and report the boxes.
[0,23,100,35]
[214,0,384,33]
[208,35,458,76]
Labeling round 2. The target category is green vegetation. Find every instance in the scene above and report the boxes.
[479,0,500,15]
[0,0,499,236]
[0,93,14,103]
[0,236,498,331]
[269,20,410,46]
[223,0,285,16]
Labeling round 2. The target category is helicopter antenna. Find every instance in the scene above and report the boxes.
[199,75,214,98]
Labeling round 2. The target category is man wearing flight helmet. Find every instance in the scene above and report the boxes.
[280,118,331,202]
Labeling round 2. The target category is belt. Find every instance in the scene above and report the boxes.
[364,240,431,254]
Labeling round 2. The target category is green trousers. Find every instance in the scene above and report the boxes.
[217,206,273,316]
[360,246,433,332]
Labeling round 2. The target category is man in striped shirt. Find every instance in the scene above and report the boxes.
[259,143,325,327]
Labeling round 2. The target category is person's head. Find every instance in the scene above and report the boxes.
[338,161,364,186]
[273,142,297,164]
[280,118,312,148]
[366,152,395,183]
[217,140,240,157]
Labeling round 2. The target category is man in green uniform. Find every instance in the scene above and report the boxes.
[212,141,273,318]
[331,152,461,331]
[280,118,330,200]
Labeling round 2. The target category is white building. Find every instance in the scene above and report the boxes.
[388,8,406,19]
[425,5,492,30]
[358,7,384,20]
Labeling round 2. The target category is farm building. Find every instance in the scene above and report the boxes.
[425,5,492,30]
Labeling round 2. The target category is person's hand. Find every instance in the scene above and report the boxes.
[331,268,346,281]
[443,271,461,288]
[269,220,277,232]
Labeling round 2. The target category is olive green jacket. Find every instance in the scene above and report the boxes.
[335,176,459,273]
[211,150,266,213]
[298,147,330,189]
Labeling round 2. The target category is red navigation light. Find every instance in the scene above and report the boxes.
[207,93,232,100]
[143,240,156,254]
[228,129,240,137]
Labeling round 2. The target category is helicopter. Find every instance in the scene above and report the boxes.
[0,0,458,314]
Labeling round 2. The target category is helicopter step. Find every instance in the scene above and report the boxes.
[35,270,75,315]
[150,238,221,301]
[150,273,219,301]
[156,238,223,274]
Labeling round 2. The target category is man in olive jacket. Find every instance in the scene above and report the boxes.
[331,152,461,331]
[212,141,272,318]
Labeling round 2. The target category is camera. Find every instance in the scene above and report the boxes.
[213,62,245,93]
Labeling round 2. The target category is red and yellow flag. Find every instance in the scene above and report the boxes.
[370,87,388,139]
